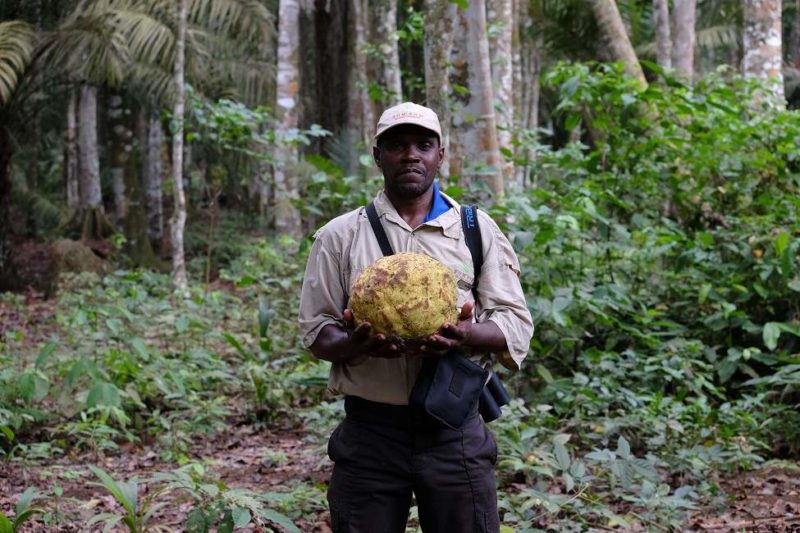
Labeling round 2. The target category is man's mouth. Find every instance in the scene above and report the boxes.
[397,167,423,177]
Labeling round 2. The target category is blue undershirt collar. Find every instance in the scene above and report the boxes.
[423,181,452,223]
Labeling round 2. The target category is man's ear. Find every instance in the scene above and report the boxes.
[372,145,381,168]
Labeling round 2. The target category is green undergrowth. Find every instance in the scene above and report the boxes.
[2,64,800,531]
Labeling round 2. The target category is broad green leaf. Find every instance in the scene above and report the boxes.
[775,231,790,258]
[18,372,48,403]
[35,343,57,369]
[696,231,714,247]
[86,382,122,408]
[258,296,274,339]
[535,364,554,384]
[0,426,14,442]
[763,322,781,351]
[698,284,711,304]
[616,436,631,459]
[15,487,39,516]
[222,333,253,362]
[88,466,137,519]
[257,509,300,533]
[0,512,12,533]
[131,338,150,361]
[14,508,43,530]
[218,510,234,533]
[564,113,581,131]
[185,508,209,533]
[562,472,575,492]
[231,507,251,528]
[553,441,571,471]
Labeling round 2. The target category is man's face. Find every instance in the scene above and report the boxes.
[373,125,444,200]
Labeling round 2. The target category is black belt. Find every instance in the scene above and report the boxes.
[344,395,476,430]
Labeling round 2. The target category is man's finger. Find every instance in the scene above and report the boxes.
[350,322,372,343]
[459,301,474,321]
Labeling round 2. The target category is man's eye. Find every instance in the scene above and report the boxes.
[418,142,432,150]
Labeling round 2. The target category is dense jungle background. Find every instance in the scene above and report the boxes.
[1,0,800,531]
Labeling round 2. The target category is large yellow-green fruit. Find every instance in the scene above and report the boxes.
[349,252,458,339]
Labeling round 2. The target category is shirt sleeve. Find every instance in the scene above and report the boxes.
[474,214,534,370]
[298,226,347,349]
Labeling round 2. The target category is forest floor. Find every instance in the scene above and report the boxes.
[3,281,800,532]
[2,414,800,532]
[0,421,333,532]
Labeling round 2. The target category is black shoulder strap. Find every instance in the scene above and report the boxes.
[366,202,394,257]
[366,201,483,291]
[460,205,483,297]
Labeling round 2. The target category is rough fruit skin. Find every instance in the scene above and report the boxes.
[349,252,458,339]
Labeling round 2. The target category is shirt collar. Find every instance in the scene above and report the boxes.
[423,181,452,223]
[372,187,463,239]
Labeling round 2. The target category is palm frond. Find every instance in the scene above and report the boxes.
[39,10,130,87]
[695,23,739,51]
[0,20,35,107]
[189,0,274,48]
[324,128,361,175]
[113,8,176,69]
[188,29,274,104]
[126,61,175,105]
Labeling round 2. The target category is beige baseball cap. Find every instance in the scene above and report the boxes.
[374,102,442,144]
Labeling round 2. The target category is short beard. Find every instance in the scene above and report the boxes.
[385,176,434,200]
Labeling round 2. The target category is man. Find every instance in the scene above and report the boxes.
[298,102,533,533]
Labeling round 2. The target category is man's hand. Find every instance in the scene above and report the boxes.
[342,309,404,359]
[418,301,475,357]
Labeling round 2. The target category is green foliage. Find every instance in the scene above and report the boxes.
[88,464,299,533]
[0,488,45,533]
[493,62,800,527]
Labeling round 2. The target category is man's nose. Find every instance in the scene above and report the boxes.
[401,146,421,160]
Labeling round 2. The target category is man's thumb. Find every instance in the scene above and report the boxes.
[460,301,474,320]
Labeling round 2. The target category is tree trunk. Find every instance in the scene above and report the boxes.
[251,153,271,218]
[514,0,541,188]
[170,0,189,294]
[107,92,130,225]
[77,84,113,239]
[144,111,163,244]
[672,0,696,83]
[348,0,374,147]
[65,87,79,209]
[743,0,785,102]
[487,0,514,185]
[375,0,402,104]
[588,0,647,85]
[789,0,800,69]
[0,127,14,286]
[424,0,458,179]
[653,0,672,70]
[121,107,161,270]
[274,0,302,239]
[462,0,504,196]
[78,85,102,210]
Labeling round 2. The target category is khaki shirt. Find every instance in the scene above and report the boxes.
[298,190,534,405]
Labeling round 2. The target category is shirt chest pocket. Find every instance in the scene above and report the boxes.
[452,267,476,299]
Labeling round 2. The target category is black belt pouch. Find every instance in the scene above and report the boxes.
[409,350,489,430]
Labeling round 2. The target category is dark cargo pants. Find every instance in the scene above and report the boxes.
[326,396,499,533]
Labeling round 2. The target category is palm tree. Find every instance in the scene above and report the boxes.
[171,0,189,294]
[5,0,274,243]
[0,20,36,283]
